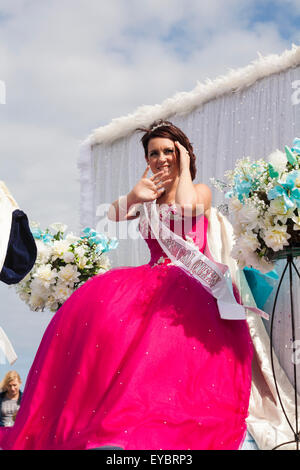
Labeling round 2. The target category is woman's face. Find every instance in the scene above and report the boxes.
[146,137,179,179]
[6,379,21,398]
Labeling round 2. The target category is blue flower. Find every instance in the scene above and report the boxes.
[108,238,119,250]
[225,175,253,202]
[31,227,43,239]
[291,137,300,155]
[82,227,97,238]
[285,138,300,166]
[82,227,118,253]
[42,233,54,244]
[267,170,300,210]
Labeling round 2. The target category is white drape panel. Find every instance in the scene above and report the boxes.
[78,63,300,448]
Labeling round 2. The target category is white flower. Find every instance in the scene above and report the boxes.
[29,279,49,310]
[246,250,275,274]
[63,251,75,263]
[49,223,68,233]
[57,264,80,285]
[74,245,89,268]
[267,149,287,174]
[18,290,31,303]
[95,254,110,270]
[237,204,259,230]
[74,245,86,258]
[29,292,47,311]
[53,282,73,303]
[263,225,291,251]
[231,241,274,273]
[77,256,88,269]
[228,196,243,213]
[260,213,274,229]
[65,232,81,244]
[230,243,252,270]
[268,198,295,224]
[46,297,60,312]
[35,240,52,264]
[238,231,260,252]
[29,220,40,229]
[33,264,57,288]
[292,213,300,230]
[52,240,72,260]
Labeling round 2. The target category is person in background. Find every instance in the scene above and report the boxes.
[0,371,22,427]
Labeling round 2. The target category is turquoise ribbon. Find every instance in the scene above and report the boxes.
[243,267,279,310]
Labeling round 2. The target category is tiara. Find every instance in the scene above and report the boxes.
[150,122,171,132]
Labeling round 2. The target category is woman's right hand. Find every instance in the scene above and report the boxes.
[129,165,172,203]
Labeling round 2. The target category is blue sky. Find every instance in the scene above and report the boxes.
[248,1,300,40]
[0,0,299,384]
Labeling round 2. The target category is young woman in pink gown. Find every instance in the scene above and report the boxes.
[0,121,253,450]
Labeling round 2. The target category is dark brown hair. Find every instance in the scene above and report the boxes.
[137,120,197,180]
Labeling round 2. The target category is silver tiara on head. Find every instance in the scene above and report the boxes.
[150,122,171,132]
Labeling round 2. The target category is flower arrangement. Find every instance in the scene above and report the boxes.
[16,223,118,312]
[211,138,300,273]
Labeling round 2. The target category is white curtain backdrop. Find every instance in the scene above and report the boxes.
[78,51,300,448]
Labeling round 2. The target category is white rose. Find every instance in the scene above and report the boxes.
[268,199,295,225]
[29,292,46,311]
[36,240,52,264]
[237,205,259,229]
[57,264,80,285]
[231,243,252,269]
[52,240,71,260]
[77,256,88,269]
[29,280,49,310]
[33,264,57,288]
[53,282,73,303]
[238,231,260,252]
[263,225,291,252]
[74,245,86,258]
[63,251,75,263]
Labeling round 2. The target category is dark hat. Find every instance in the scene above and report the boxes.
[0,209,37,285]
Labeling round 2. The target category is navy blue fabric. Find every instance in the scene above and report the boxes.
[0,209,37,285]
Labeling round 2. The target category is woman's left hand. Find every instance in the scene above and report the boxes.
[175,141,190,173]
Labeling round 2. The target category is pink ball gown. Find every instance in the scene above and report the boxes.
[0,204,253,450]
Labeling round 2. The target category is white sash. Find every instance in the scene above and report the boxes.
[144,202,268,321]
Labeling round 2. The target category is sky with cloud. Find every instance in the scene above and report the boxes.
[0,0,299,383]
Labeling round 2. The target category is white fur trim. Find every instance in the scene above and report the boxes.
[83,44,300,146]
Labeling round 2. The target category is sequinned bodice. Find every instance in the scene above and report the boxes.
[139,202,208,266]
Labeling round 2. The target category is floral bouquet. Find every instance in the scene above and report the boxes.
[211,138,300,274]
[16,222,118,312]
